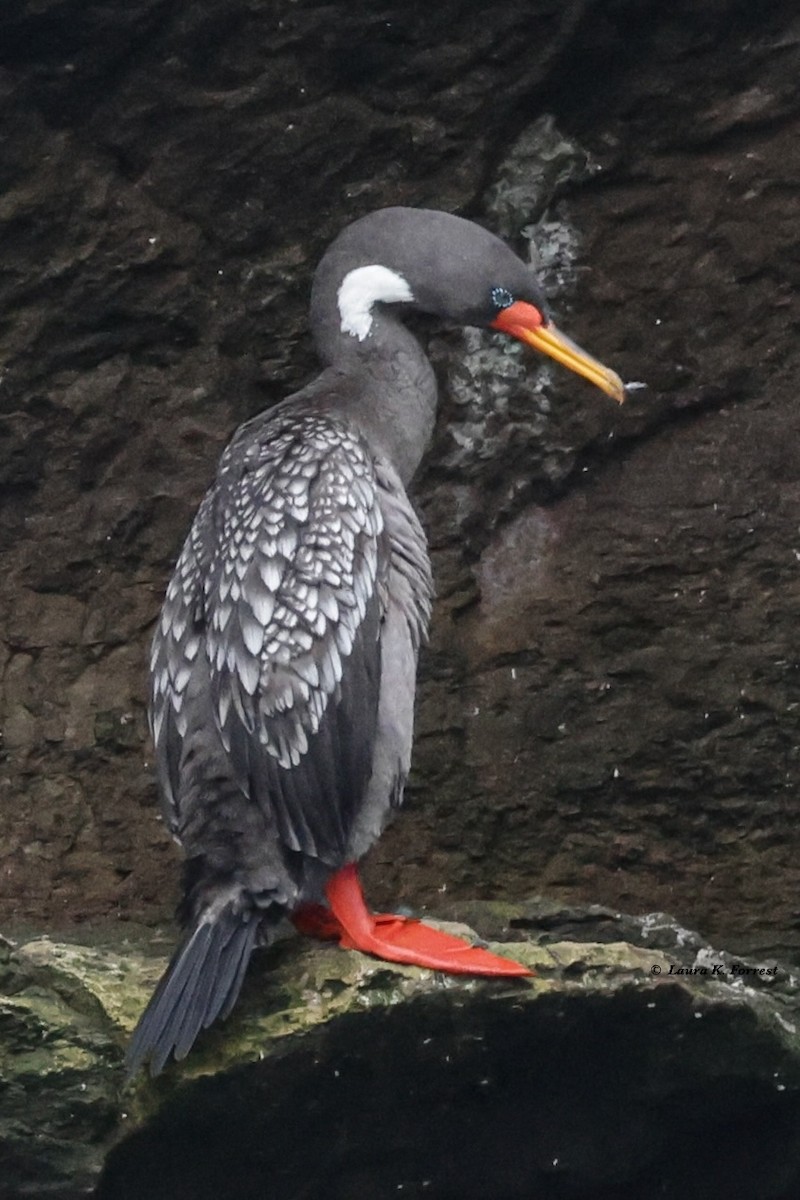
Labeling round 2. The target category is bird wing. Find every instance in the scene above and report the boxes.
[150,408,388,866]
[150,486,217,834]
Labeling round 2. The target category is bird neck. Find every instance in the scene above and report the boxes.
[314,310,438,487]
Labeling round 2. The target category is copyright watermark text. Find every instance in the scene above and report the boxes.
[650,962,777,978]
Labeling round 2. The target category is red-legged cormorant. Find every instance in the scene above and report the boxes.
[128,207,625,1075]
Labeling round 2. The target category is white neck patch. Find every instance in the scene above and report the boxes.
[337,264,414,341]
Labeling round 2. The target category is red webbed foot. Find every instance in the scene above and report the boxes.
[315,863,532,978]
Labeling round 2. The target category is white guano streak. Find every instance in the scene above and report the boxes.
[337,264,414,341]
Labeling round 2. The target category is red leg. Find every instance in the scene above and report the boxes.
[291,904,343,941]
[321,863,532,977]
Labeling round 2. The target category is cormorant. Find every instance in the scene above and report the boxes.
[128,207,625,1075]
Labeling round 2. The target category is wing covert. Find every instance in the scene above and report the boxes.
[151,408,388,865]
[149,488,217,831]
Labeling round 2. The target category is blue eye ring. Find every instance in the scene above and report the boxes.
[491,286,514,311]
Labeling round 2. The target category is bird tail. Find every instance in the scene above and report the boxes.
[126,901,260,1078]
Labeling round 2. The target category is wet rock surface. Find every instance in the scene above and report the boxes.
[1,0,800,1000]
[102,990,800,1200]
[3,905,800,1198]
[100,990,800,1200]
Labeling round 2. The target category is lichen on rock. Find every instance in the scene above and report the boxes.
[3,903,800,1197]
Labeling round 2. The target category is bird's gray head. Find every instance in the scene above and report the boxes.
[320,206,548,335]
[311,207,625,404]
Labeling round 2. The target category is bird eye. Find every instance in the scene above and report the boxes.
[490,286,514,312]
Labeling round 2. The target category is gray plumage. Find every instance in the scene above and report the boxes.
[128,207,555,1075]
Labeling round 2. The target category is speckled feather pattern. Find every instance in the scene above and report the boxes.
[149,405,432,872]
[154,414,381,760]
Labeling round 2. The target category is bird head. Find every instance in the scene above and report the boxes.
[318,207,625,404]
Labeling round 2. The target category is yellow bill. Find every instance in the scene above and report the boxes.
[491,301,626,404]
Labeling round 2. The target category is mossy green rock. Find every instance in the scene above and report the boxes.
[2,906,800,1197]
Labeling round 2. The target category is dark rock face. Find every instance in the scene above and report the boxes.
[99,986,800,1200]
[5,906,799,1199]
[1,0,799,960]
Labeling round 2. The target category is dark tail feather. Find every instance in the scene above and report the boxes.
[126,905,259,1078]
